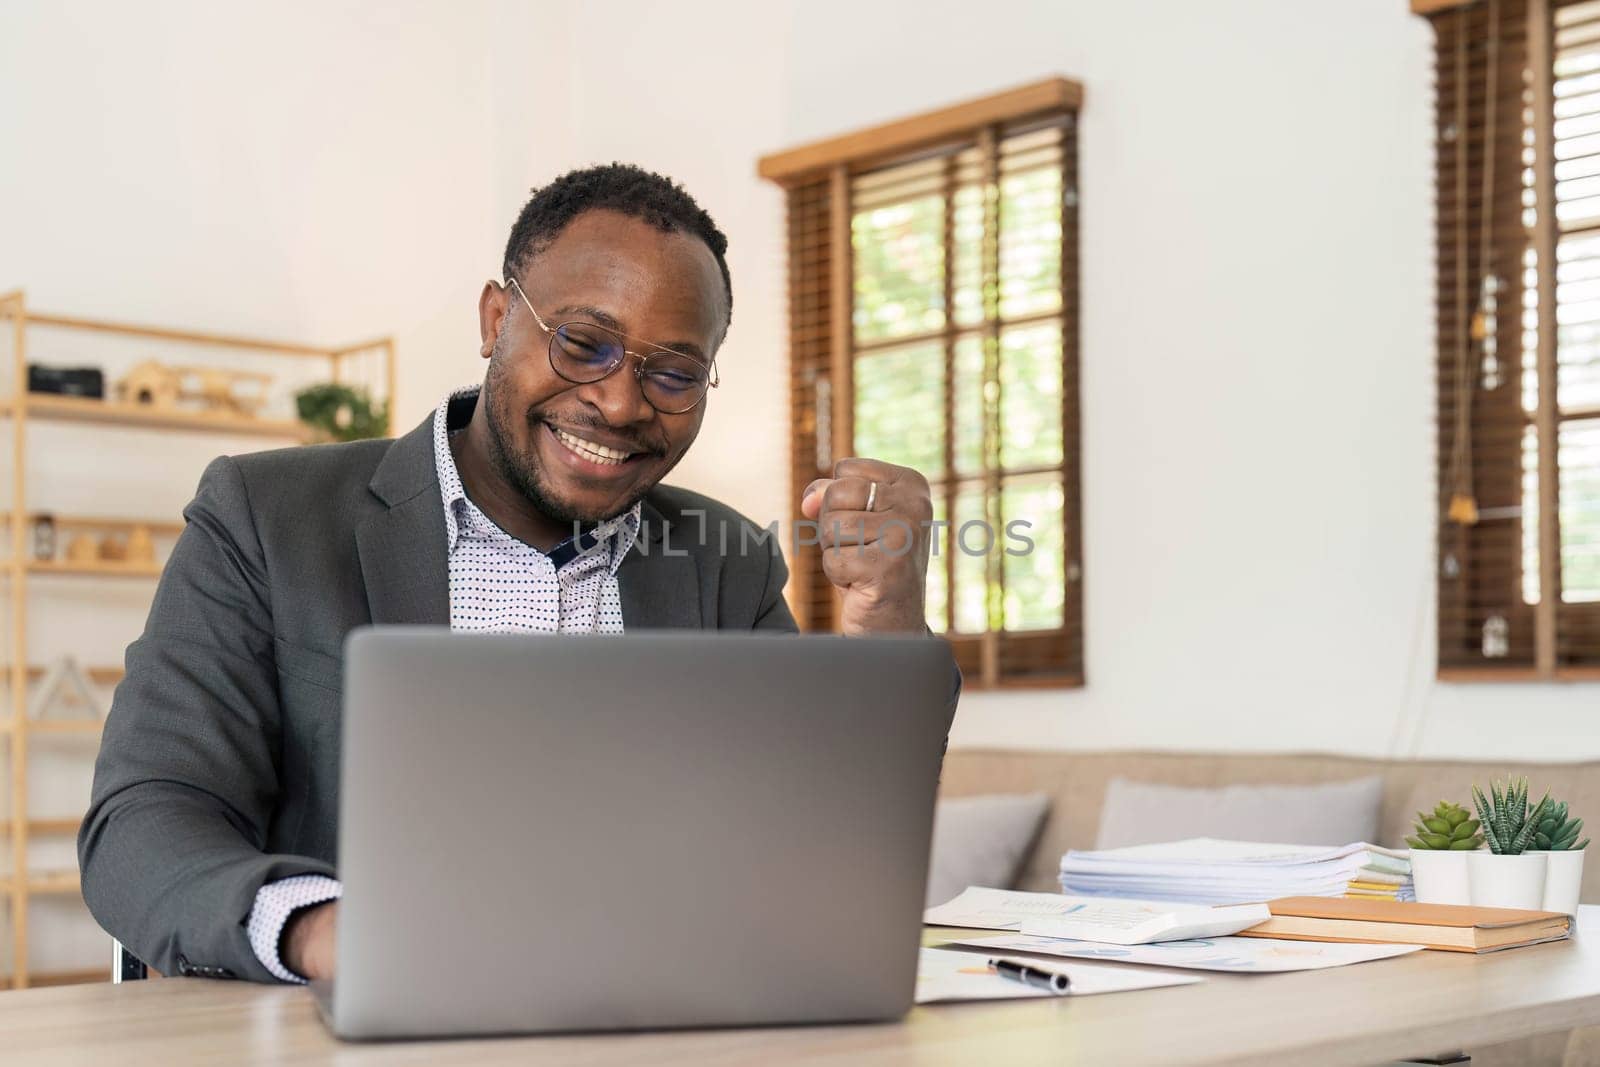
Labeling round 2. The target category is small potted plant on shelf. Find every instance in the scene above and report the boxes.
[295,383,389,443]
[1528,797,1588,915]
[1406,800,1481,905]
[1468,777,1552,909]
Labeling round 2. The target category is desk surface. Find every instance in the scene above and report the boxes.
[5,909,1599,1066]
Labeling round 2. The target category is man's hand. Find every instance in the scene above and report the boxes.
[801,458,933,636]
[282,901,337,982]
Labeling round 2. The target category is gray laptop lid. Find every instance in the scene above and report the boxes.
[331,629,951,1038]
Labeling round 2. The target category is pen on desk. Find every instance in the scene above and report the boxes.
[987,957,1072,994]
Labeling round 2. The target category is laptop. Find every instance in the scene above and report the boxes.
[317,627,953,1039]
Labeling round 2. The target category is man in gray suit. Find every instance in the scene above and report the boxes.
[78,164,944,985]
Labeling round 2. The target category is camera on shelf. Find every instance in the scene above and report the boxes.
[26,364,104,398]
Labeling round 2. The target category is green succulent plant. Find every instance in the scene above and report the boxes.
[1470,776,1553,856]
[1532,799,1589,851]
[1406,800,1483,851]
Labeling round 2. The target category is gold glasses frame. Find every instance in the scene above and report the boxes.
[507,277,719,414]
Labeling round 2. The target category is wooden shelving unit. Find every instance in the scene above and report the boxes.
[0,288,393,988]
[0,394,309,438]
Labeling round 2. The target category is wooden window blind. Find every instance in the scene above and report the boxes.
[759,79,1084,688]
[1423,0,1600,678]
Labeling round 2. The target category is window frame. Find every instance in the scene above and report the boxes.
[759,79,1085,689]
[1421,0,1600,681]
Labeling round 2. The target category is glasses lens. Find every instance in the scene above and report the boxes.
[552,323,625,381]
[640,352,711,413]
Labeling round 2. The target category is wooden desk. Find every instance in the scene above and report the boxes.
[5,909,1599,1066]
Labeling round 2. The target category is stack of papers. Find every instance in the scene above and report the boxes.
[946,932,1423,973]
[924,887,1426,975]
[1058,839,1413,905]
[925,887,1270,944]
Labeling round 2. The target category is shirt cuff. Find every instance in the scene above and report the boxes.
[246,875,343,984]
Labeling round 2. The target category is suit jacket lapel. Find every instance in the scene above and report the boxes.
[618,498,701,629]
[355,414,450,626]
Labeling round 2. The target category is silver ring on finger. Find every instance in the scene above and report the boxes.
[865,481,878,513]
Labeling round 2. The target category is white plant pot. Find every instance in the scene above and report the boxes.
[1468,851,1548,909]
[1530,849,1586,915]
[1410,849,1472,906]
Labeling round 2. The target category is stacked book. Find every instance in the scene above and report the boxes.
[1058,839,1413,906]
[1244,897,1570,952]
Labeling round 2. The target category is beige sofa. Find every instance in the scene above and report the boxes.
[939,749,1600,902]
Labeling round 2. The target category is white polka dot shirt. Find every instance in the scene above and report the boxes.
[434,389,640,635]
[245,388,641,982]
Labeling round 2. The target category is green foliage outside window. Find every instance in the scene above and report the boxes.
[849,153,1068,635]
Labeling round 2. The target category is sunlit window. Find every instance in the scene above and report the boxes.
[763,84,1082,687]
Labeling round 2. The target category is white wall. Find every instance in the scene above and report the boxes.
[0,1,503,416]
[527,0,1600,761]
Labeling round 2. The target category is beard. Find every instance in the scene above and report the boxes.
[480,341,665,526]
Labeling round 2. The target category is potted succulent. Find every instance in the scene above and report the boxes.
[1527,797,1588,915]
[1467,777,1551,909]
[1406,800,1481,905]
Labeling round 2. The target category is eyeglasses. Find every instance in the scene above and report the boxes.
[508,278,719,415]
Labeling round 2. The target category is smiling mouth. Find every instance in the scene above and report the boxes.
[548,424,645,468]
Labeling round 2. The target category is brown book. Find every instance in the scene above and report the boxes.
[1238,896,1572,953]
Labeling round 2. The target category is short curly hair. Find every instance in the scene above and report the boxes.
[502,163,732,328]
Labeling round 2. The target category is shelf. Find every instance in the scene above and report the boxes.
[2,817,82,836]
[1,516,176,579]
[26,719,104,736]
[0,720,104,737]
[14,305,343,357]
[0,393,307,439]
[12,664,124,685]
[2,513,184,538]
[0,871,81,896]
[20,559,163,578]
[0,968,106,990]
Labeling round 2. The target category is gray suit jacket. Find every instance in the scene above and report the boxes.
[79,405,801,982]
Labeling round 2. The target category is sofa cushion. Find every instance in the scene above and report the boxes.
[1094,775,1384,850]
[925,793,1050,907]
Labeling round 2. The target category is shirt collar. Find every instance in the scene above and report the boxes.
[431,388,640,574]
